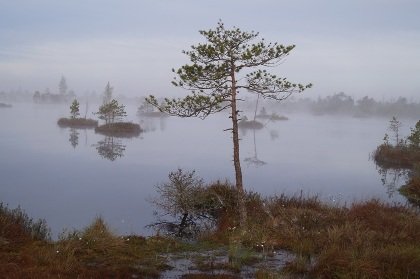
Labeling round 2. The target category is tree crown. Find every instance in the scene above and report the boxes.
[70,99,80,119]
[147,21,311,119]
[95,99,126,124]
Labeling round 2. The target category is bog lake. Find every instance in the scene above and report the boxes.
[0,103,416,238]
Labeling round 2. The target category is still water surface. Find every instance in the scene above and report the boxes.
[0,103,413,237]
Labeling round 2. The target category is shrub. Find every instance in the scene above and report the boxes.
[0,203,50,242]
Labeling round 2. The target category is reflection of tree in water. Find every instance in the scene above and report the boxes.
[376,166,409,198]
[69,128,79,148]
[139,117,167,133]
[244,128,267,167]
[270,130,279,140]
[95,136,126,161]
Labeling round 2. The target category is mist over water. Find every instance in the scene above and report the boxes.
[0,103,415,238]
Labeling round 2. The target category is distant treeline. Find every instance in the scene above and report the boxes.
[33,91,76,104]
[0,89,137,105]
[253,92,420,118]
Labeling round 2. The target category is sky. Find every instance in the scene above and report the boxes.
[0,0,419,100]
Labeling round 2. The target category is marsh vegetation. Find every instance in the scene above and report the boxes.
[2,172,420,278]
[373,117,420,206]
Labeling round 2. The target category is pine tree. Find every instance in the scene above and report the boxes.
[70,99,80,119]
[147,21,311,228]
[407,120,420,148]
[96,99,127,124]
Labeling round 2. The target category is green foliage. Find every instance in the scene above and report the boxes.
[146,20,311,118]
[0,203,50,241]
[147,21,311,228]
[407,120,420,148]
[70,99,80,119]
[388,116,403,145]
[95,99,127,124]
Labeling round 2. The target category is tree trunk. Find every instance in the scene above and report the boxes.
[230,67,247,229]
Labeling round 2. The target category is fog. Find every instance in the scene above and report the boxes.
[0,99,417,237]
[1,1,419,238]
[1,1,420,100]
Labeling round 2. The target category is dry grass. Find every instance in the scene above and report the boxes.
[264,199,420,278]
[0,207,179,278]
[2,183,420,278]
[198,186,420,278]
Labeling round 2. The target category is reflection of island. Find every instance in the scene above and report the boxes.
[0,102,12,108]
[95,123,142,138]
[69,128,80,148]
[376,166,408,198]
[94,136,126,161]
[139,117,167,133]
[244,129,266,167]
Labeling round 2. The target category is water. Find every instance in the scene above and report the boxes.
[0,103,414,238]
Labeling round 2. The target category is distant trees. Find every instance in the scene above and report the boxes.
[96,99,127,124]
[70,99,80,119]
[259,92,420,118]
[33,91,41,103]
[357,96,376,115]
[96,82,127,124]
[312,92,354,115]
[59,76,68,95]
[103,82,113,104]
[32,76,74,104]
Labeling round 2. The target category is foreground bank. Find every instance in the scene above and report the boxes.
[1,183,419,278]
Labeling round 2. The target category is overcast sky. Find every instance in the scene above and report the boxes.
[1,0,419,100]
